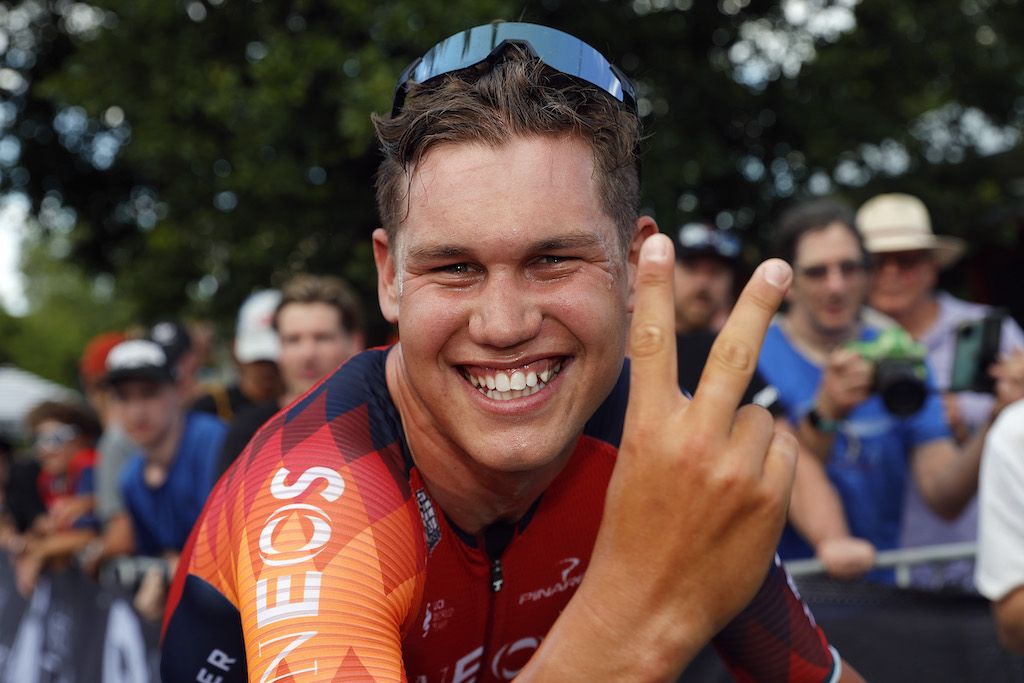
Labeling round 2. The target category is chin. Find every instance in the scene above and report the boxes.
[462,429,573,475]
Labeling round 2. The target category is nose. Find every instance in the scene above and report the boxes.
[468,274,543,349]
[824,265,848,293]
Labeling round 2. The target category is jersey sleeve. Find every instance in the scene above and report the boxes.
[711,555,840,683]
[162,391,427,683]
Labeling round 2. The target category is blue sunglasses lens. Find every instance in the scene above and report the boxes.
[392,23,636,116]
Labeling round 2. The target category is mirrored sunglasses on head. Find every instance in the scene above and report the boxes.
[676,223,741,259]
[34,424,80,451]
[391,22,637,116]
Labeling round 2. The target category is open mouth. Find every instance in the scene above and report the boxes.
[460,358,565,401]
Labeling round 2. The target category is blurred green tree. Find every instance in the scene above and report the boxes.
[1,229,134,385]
[1,0,1023,337]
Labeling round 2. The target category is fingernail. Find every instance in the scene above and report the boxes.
[643,234,671,262]
[764,260,790,287]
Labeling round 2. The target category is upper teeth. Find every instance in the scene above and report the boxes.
[467,362,562,401]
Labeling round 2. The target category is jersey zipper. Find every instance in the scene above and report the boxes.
[479,522,514,679]
[490,557,504,593]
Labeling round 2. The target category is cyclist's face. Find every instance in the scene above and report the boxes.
[375,134,651,476]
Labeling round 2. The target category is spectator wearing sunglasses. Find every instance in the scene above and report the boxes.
[11,400,101,595]
[857,193,1024,591]
[165,24,862,682]
[758,198,994,583]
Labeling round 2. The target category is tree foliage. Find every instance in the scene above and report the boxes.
[2,0,1023,354]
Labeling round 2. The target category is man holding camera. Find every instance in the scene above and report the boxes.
[858,192,1024,589]
[757,198,991,581]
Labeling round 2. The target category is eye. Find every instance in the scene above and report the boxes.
[538,255,571,265]
[434,263,474,275]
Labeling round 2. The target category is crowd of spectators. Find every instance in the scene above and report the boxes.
[0,273,365,622]
[673,194,1024,598]
[1,193,1023,652]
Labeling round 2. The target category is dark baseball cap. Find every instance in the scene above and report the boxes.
[147,320,192,366]
[103,339,177,386]
[674,222,741,263]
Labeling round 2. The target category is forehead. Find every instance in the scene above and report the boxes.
[111,379,170,398]
[34,418,68,433]
[397,134,617,253]
[277,301,343,332]
[794,222,861,264]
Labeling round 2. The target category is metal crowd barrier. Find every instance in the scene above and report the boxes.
[98,554,172,589]
[784,541,978,587]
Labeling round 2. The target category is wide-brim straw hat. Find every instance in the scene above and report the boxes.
[856,193,965,269]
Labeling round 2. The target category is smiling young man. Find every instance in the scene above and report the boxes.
[163,23,860,682]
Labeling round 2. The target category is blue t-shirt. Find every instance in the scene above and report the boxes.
[120,412,227,556]
[757,322,950,561]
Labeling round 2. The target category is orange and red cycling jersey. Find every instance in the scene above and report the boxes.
[163,348,842,682]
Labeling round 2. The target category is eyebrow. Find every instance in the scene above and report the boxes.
[405,232,606,262]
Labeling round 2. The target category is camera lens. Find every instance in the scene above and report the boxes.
[875,359,927,417]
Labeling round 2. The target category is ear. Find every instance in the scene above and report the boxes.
[625,215,661,313]
[373,228,400,324]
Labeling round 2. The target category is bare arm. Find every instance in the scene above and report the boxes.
[520,236,799,679]
[914,350,1024,520]
[994,588,1024,654]
[911,432,986,520]
[786,425,875,580]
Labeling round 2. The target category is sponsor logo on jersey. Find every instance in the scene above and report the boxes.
[253,465,345,682]
[421,598,455,638]
[416,488,442,552]
[516,557,583,605]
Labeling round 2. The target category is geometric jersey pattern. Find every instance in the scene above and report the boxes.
[163,348,838,682]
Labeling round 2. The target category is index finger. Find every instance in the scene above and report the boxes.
[690,259,792,432]
[627,233,682,418]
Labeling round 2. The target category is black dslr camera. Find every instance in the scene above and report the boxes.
[847,327,928,417]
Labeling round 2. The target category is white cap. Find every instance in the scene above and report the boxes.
[234,289,282,363]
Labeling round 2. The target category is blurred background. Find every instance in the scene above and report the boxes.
[1,0,1023,388]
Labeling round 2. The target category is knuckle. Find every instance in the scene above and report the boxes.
[709,337,755,373]
[745,288,778,314]
[737,403,772,429]
[630,322,669,359]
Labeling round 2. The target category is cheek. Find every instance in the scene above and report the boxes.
[550,282,629,345]
[398,289,467,348]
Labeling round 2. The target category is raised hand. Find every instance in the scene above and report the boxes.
[816,348,872,419]
[579,233,797,674]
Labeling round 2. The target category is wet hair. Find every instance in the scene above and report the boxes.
[372,44,642,255]
[25,401,101,444]
[274,274,364,335]
[772,197,867,265]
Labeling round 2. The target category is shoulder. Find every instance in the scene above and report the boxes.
[118,454,145,489]
[189,391,219,415]
[936,291,989,319]
[583,359,629,447]
[185,411,228,437]
[758,319,799,365]
[230,402,279,432]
